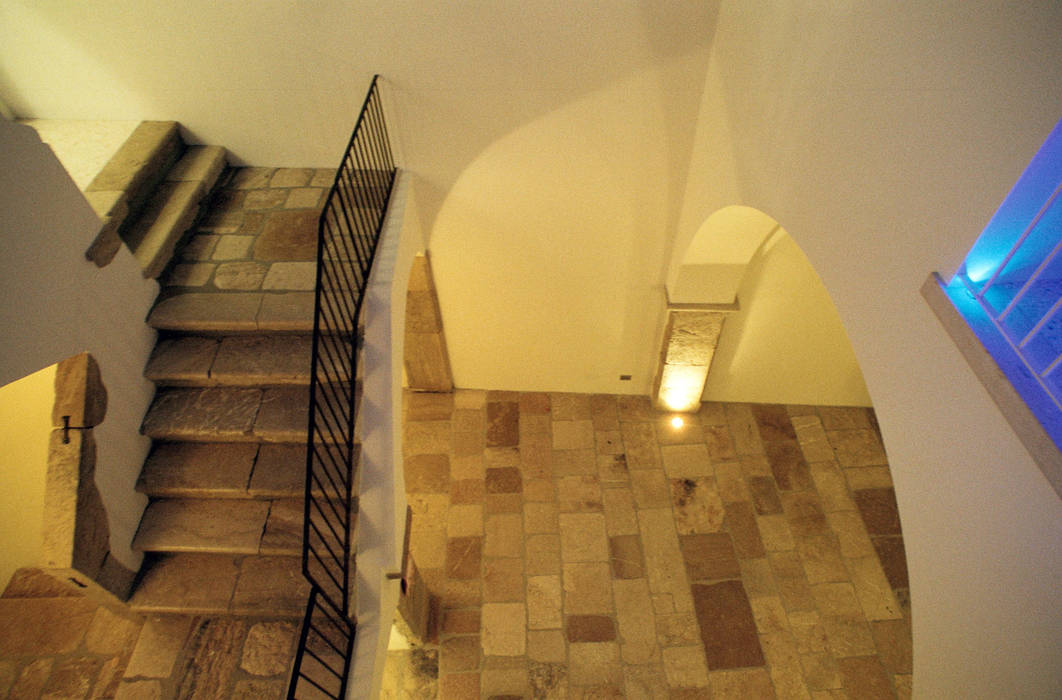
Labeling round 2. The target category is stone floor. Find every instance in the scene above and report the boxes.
[399,391,912,699]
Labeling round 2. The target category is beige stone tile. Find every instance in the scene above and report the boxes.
[843,466,893,490]
[443,535,481,579]
[526,534,562,576]
[661,645,709,688]
[553,448,597,476]
[761,632,812,700]
[553,419,596,450]
[569,642,622,686]
[557,475,604,512]
[405,420,451,455]
[781,490,830,537]
[451,407,484,433]
[529,660,569,697]
[788,610,830,654]
[485,513,524,558]
[284,187,323,209]
[134,498,269,554]
[262,261,316,291]
[797,534,848,584]
[757,514,796,551]
[440,635,480,672]
[563,562,614,614]
[671,478,726,534]
[768,550,817,612]
[678,533,740,581]
[481,602,526,656]
[623,664,669,700]
[441,608,480,635]
[750,596,791,636]
[589,394,620,429]
[596,429,624,455]
[725,404,765,456]
[232,556,309,615]
[521,412,552,439]
[713,461,750,503]
[800,652,842,690]
[552,393,593,420]
[124,615,193,678]
[482,655,530,696]
[654,611,701,648]
[638,508,693,612]
[825,510,875,559]
[845,556,902,620]
[603,487,639,535]
[405,453,451,494]
[525,501,559,534]
[630,470,671,509]
[655,413,705,445]
[818,406,872,430]
[871,617,912,674]
[809,462,855,512]
[450,453,485,480]
[811,583,876,657]
[270,168,313,187]
[651,593,675,615]
[660,444,713,478]
[212,234,255,260]
[447,504,483,537]
[622,422,662,470]
[566,615,616,643]
[740,454,773,478]
[826,429,887,467]
[453,389,486,409]
[704,424,737,460]
[166,262,215,287]
[485,447,521,468]
[485,557,526,602]
[738,557,778,599]
[836,655,894,699]
[438,672,479,699]
[598,454,630,485]
[452,430,485,458]
[708,668,776,699]
[528,629,567,662]
[791,415,836,463]
[523,478,555,502]
[521,443,553,479]
[527,575,563,629]
[613,578,658,663]
[725,501,766,559]
[559,512,609,562]
[610,534,647,579]
[115,680,163,699]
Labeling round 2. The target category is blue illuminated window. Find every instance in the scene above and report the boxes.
[943,118,1062,448]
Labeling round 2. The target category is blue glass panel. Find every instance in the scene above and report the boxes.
[980,193,1062,317]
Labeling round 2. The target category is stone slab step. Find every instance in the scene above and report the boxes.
[148,292,320,334]
[129,553,308,618]
[136,442,309,499]
[124,145,228,278]
[133,497,303,556]
[144,334,353,387]
[141,386,310,443]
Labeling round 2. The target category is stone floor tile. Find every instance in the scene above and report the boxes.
[139,442,257,497]
[870,617,912,674]
[440,635,480,672]
[757,514,796,551]
[181,233,219,260]
[691,580,765,669]
[445,537,483,580]
[486,446,520,468]
[704,424,737,461]
[408,391,455,421]
[441,608,481,636]
[563,562,614,614]
[740,454,774,477]
[149,292,261,332]
[212,334,313,384]
[871,536,909,590]
[796,533,848,584]
[654,611,701,648]
[895,673,913,700]
[115,679,163,700]
[809,462,855,512]
[481,602,526,655]
[569,642,622,686]
[244,188,289,209]
[525,501,558,534]
[845,556,902,621]
[485,513,523,558]
[750,595,791,636]
[270,168,314,188]
[800,652,842,690]
[595,431,623,455]
[528,629,567,663]
[602,487,639,535]
[145,336,219,384]
[551,448,595,478]
[453,408,485,434]
[447,504,484,537]
[439,672,480,699]
[261,498,303,554]
[612,578,656,663]
[166,262,215,287]
[765,440,813,491]
[621,422,663,470]
[520,391,552,414]
[256,292,315,331]
[124,615,194,678]
[843,466,893,490]
[241,621,296,676]
[588,394,619,430]
[556,475,604,512]
[486,401,520,447]
[817,406,872,430]
[654,414,704,446]
[285,187,324,209]
[760,632,812,700]
[85,605,142,655]
[229,167,275,190]
[559,512,609,562]
[451,477,486,504]
[0,598,95,656]
[262,261,317,290]
[551,393,593,420]
[825,510,875,559]
[768,550,817,612]
[791,416,836,463]
[486,466,523,494]
[724,501,766,559]
[529,660,568,698]
[142,387,261,440]
[747,475,784,514]
[249,443,307,497]
[678,533,740,582]
[484,558,525,602]
[131,554,239,614]
[660,444,712,478]
[752,404,798,442]
[134,498,270,553]
[406,420,451,456]
[231,556,308,615]
[853,489,902,535]
[711,461,748,503]
[212,234,255,261]
[232,679,287,699]
[630,470,671,509]
[406,454,451,493]
[671,477,726,534]
[173,618,247,698]
[725,404,765,456]
[553,419,595,450]
[609,534,646,579]
[709,668,776,699]
[526,533,562,576]
[827,429,887,467]
[836,655,894,699]
[787,610,830,655]
[810,583,876,658]
[661,645,710,688]
[566,615,616,643]
[638,509,693,610]
[527,575,563,629]
[598,454,630,486]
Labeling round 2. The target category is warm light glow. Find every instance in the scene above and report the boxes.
[670,416,685,429]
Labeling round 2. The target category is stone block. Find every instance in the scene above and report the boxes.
[53,352,107,428]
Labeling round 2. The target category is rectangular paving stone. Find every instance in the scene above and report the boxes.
[0,598,96,656]
[678,533,741,582]
[765,439,813,491]
[723,501,765,559]
[691,580,765,670]
[232,556,308,616]
[446,537,483,580]
[751,404,798,442]
[608,535,645,579]
[853,488,902,535]
[559,512,608,562]
[566,615,616,642]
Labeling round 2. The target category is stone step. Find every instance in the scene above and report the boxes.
[124,145,228,278]
[141,385,309,443]
[84,121,183,267]
[144,334,335,387]
[137,442,306,499]
[132,497,303,556]
[129,553,309,618]
[148,291,319,334]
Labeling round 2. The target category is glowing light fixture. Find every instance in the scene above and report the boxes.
[670,415,685,429]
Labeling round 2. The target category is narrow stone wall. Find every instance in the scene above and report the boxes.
[405,254,453,392]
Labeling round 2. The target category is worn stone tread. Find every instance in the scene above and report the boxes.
[133,498,272,554]
[141,386,322,443]
[145,334,332,387]
[148,292,322,334]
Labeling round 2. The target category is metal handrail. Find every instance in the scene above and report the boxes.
[288,74,396,700]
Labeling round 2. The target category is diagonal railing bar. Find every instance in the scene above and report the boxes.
[289,74,396,700]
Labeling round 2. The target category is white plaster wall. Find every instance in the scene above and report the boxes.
[0,120,155,571]
[671,2,1062,695]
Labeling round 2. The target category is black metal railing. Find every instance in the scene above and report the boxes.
[289,74,396,700]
